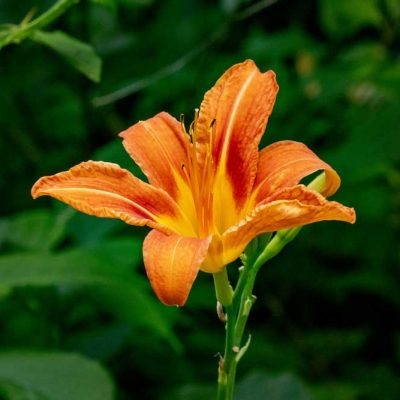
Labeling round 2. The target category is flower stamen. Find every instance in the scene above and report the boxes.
[179,110,217,237]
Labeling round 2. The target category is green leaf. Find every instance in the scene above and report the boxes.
[32,30,102,82]
[0,28,11,46]
[0,241,138,287]
[4,208,74,252]
[0,238,180,349]
[236,371,312,400]
[0,378,43,400]
[0,352,114,400]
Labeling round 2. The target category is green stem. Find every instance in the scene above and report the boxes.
[215,172,327,399]
[253,226,302,271]
[213,268,233,307]
[0,0,79,49]
[217,303,235,400]
[216,266,257,400]
[215,228,305,400]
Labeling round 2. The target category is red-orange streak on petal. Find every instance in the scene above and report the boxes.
[31,161,182,234]
[119,112,189,200]
[196,60,279,208]
[221,185,355,266]
[143,230,211,306]
[254,141,341,203]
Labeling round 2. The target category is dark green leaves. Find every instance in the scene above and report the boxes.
[33,31,102,82]
[0,0,102,81]
[1,0,399,398]
[0,238,180,350]
[2,208,74,252]
[0,352,114,400]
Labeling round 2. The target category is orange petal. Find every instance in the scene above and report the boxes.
[31,161,188,234]
[196,60,279,209]
[254,141,340,202]
[119,112,189,200]
[221,185,355,266]
[143,230,211,306]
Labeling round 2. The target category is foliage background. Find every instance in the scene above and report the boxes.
[0,0,399,399]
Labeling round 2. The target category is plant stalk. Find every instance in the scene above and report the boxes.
[216,228,299,399]
[215,172,327,398]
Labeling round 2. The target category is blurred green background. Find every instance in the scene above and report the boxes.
[0,0,399,399]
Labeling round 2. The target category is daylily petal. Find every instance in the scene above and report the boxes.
[31,161,189,234]
[253,141,340,203]
[119,112,189,200]
[221,185,356,266]
[196,59,279,210]
[143,230,211,306]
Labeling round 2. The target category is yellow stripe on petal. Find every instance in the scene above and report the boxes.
[143,230,211,306]
[196,60,279,210]
[31,161,191,234]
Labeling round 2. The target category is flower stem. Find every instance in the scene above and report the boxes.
[217,302,235,399]
[253,226,302,271]
[215,172,327,399]
[213,268,233,307]
[215,227,304,399]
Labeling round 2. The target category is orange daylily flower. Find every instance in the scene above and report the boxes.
[32,60,355,306]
